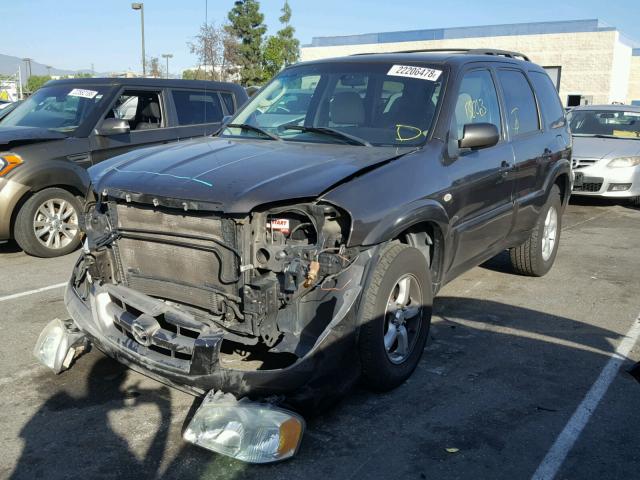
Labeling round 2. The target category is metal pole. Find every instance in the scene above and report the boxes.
[162,54,172,79]
[17,66,23,100]
[140,4,146,76]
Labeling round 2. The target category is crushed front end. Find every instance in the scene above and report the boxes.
[61,188,372,407]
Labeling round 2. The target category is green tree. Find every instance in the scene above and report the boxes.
[226,0,267,86]
[182,68,205,80]
[263,1,300,79]
[26,75,51,93]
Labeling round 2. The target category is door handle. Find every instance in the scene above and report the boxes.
[500,161,512,177]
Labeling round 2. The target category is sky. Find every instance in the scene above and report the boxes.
[2,0,640,75]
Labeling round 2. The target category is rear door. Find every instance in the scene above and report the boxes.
[447,66,516,272]
[89,87,172,164]
[495,68,549,237]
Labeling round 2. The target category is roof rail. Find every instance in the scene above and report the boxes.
[352,48,531,62]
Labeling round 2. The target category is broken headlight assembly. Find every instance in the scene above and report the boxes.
[184,391,305,463]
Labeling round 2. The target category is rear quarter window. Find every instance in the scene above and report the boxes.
[220,92,236,114]
[529,71,565,129]
[171,89,224,125]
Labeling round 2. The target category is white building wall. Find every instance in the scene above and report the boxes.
[301,31,624,106]
[628,56,640,104]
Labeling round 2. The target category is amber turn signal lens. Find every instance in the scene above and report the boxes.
[0,153,23,176]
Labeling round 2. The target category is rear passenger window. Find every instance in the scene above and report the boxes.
[452,70,502,140]
[220,92,236,114]
[497,70,540,136]
[529,71,565,129]
[171,90,224,125]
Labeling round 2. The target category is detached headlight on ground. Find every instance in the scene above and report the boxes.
[607,156,640,168]
[33,318,88,374]
[184,391,305,463]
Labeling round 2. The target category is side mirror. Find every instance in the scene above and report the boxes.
[459,123,499,149]
[95,118,130,136]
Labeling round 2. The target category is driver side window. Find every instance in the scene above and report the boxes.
[452,70,501,141]
[106,90,163,131]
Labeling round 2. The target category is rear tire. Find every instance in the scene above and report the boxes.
[630,196,640,207]
[358,243,432,391]
[14,188,82,258]
[509,184,562,277]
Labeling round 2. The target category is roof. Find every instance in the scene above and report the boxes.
[305,19,638,49]
[570,104,640,112]
[295,51,538,69]
[43,77,242,91]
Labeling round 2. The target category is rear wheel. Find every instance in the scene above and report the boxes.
[14,188,82,257]
[358,243,432,391]
[509,184,562,276]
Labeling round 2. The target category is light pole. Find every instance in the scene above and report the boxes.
[131,3,146,76]
[22,58,32,80]
[46,65,52,77]
[161,53,173,79]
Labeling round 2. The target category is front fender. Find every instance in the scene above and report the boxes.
[358,199,450,246]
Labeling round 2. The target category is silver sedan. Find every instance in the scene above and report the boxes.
[568,105,640,205]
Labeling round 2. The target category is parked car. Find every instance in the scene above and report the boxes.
[35,49,571,462]
[0,100,20,121]
[568,105,640,205]
[0,78,248,256]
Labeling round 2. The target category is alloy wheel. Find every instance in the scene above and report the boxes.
[32,198,79,250]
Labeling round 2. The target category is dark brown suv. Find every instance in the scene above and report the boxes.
[0,78,247,257]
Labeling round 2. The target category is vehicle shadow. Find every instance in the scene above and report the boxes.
[0,240,21,255]
[157,296,638,480]
[10,297,637,479]
[9,355,172,480]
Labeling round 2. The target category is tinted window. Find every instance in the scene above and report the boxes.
[220,92,235,114]
[529,71,565,128]
[172,90,224,125]
[497,70,540,136]
[452,70,501,140]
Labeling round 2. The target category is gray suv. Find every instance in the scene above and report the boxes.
[0,78,247,257]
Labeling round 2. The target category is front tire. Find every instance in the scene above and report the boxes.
[509,184,562,277]
[358,243,433,391]
[14,188,82,258]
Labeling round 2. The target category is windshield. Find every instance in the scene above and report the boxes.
[222,62,446,147]
[568,109,640,139]
[1,85,109,133]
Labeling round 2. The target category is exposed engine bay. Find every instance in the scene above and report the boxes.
[73,188,363,381]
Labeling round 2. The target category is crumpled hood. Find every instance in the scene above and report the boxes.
[572,135,640,160]
[0,125,67,148]
[90,136,414,213]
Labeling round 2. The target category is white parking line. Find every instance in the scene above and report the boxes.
[0,282,67,303]
[531,314,640,480]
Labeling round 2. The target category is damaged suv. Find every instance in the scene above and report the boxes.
[36,49,571,462]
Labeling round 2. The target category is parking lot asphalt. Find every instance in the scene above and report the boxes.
[0,198,639,480]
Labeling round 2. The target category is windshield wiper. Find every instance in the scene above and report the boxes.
[222,123,280,141]
[280,124,371,146]
[574,133,638,140]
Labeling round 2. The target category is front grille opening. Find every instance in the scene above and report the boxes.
[179,326,200,339]
[175,351,191,361]
[574,182,603,193]
[149,344,172,356]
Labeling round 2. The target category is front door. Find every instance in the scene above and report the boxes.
[89,88,172,164]
[446,68,516,274]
